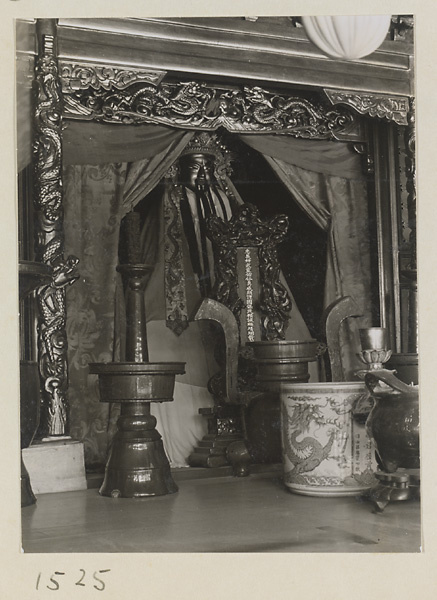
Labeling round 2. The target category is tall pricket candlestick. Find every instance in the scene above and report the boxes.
[89,216,185,497]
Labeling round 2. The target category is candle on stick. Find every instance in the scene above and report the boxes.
[359,327,388,351]
[123,211,142,264]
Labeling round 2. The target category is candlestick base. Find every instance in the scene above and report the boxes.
[100,404,178,498]
[89,362,185,498]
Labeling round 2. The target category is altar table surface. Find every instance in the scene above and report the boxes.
[21,469,421,553]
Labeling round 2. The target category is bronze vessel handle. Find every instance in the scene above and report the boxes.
[364,369,418,396]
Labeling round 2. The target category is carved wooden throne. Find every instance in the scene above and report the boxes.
[188,203,292,468]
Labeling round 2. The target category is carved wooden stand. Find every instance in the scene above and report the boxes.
[89,264,185,498]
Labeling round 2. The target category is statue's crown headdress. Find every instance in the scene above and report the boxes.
[180,132,228,159]
[179,132,233,177]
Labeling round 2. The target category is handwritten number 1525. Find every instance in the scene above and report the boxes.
[36,569,111,591]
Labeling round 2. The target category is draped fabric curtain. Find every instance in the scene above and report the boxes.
[63,127,194,468]
[64,163,127,468]
[240,136,373,378]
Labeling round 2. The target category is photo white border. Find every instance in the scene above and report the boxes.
[2,1,435,598]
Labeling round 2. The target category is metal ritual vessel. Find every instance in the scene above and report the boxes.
[89,261,185,498]
[245,339,319,464]
[386,353,418,385]
[19,261,52,507]
[364,369,420,512]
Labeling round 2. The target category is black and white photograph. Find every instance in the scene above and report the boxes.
[3,2,435,598]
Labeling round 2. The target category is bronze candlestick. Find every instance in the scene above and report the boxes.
[89,214,185,498]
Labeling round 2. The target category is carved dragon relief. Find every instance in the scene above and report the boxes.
[60,61,166,92]
[324,88,410,126]
[60,67,361,139]
[33,30,79,436]
[404,97,416,271]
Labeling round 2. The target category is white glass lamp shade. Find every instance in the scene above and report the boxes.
[301,15,392,60]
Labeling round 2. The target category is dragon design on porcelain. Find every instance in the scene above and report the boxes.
[282,396,350,479]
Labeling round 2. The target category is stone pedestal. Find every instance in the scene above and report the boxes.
[22,439,87,494]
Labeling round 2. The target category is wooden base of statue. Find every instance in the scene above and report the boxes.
[89,261,185,498]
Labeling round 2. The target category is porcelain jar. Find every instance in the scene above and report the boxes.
[281,382,377,496]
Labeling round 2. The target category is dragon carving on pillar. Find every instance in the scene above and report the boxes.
[33,21,79,436]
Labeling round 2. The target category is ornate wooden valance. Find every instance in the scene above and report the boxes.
[60,61,364,141]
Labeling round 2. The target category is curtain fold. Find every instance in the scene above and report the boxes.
[240,135,364,179]
[63,121,191,166]
[265,156,331,230]
[122,131,194,214]
[64,163,127,468]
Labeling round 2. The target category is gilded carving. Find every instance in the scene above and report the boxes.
[60,61,166,92]
[63,76,358,139]
[390,15,414,43]
[324,89,409,126]
[33,29,79,436]
[404,97,416,270]
[219,87,356,137]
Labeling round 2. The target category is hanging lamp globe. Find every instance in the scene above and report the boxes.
[301,15,391,60]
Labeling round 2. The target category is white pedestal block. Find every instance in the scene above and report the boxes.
[22,439,87,495]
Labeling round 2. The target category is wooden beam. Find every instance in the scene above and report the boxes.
[57,18,413,97]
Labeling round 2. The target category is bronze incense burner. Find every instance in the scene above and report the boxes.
[364,369,420,511]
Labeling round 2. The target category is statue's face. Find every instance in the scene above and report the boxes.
[179,153,215,190]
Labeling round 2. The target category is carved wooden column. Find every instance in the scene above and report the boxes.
[402,98,417,354]
[33,19,79,437]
